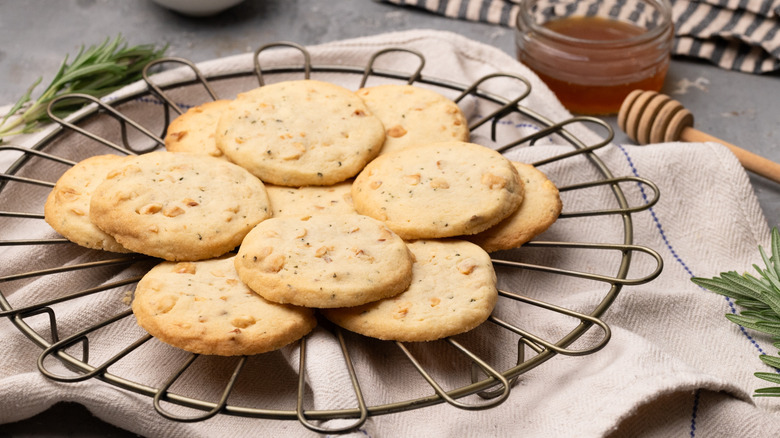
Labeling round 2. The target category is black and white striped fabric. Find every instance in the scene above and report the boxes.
[384,0,780,73]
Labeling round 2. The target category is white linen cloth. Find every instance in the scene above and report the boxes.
[1,29,779,437]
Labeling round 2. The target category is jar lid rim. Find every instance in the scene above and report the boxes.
[515,0,674,48]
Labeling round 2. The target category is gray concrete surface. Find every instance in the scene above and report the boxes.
[0,0,778,435]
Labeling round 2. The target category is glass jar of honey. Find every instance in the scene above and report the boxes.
[515,0,674,115]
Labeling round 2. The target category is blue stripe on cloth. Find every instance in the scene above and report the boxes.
[689,36,704,57]
[709,38,729,65]
[689,388,701,438]
[458,0,469,18]
[479,0,492,21]
[586,0,600,16]
[627,0,647,23]
[499,1,513,25]
[763,19,780,53]
[689,4,722,35]
[731,40,753,70]
[438,0,450,14]
[757,0,773,16]
[609,0,628,18]
[675,0,705,32]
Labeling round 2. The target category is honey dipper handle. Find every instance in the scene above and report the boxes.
[681,126,780,184]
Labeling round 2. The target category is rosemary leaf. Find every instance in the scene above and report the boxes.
[748,268,777,291]
[772,227,780,279]
[691,276,759,301]
[756,373,780,385]
[0,34,166,142]
[758,245,778,280]
[0,78,41,127]
[760,354,780,369]
[725,314,780,336]
[754,265,780,296]
[694,227,780,397]
[721,271,772,301]
[758,321,780,331]
[754,387,780,397]
[760,289,780,318]
[741,309,780,322]
[733,298,771,311]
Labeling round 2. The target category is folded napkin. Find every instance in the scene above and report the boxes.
[2,29,780,437]
[382,0,780,73]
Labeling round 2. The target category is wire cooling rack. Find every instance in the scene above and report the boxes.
[0,42,663,434]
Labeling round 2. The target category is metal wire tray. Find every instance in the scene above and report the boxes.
[0,42,663,434]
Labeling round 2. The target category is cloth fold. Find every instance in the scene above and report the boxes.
[382,0,780,73]
[1,29,780,437]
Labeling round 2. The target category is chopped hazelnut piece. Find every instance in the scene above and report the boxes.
[138,203,163,215]
[430,178,450,189]
[173,262,197,274]
[481,173,507,190]
[387,125,407,138]
[163,205,185,217]
[231,315,256,329]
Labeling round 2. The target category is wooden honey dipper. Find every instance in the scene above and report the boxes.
[618,89,780,184]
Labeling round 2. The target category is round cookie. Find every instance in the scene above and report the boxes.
[235,214,413,308]
[44,154,132,253]
[132,255,316,356]
[322,239,498,342]
[265,180,356,218]
[356,84,469,156]
[164,99,232,160]
[351,141,524,240]
[466,162,562,252]
[215,79,385,186]
[90,151,271,261]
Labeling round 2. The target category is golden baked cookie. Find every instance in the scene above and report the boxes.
[322,239,498,342]
[89,151,271,261]
[164,99,232,160]
[351,141,524,240]
[215,79,385,186]
[265,179,356,218]
[234,214,413,308]
[356,84,469,156]
[466,162,562,252]
[132,255,316,356]
[44,154,131,253]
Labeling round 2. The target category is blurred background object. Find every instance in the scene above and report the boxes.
[149,0,245,16]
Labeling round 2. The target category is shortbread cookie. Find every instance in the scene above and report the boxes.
[351,141,524,239]
[322,239,497,342]
[235,214,413,308]
[132,255,316,356]
[164,99,231,160]
[356,84,469,156]
[90,151,271,261]
[44,154,131,253]
[266,180,356,218]
[467,162,562,252]
[215,79,385,186]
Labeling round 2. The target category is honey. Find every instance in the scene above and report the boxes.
[515,0,674,115]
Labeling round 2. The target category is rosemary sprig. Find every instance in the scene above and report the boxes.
[0,35,167,142]
[692,227,780,397]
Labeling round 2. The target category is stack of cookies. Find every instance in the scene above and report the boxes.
[43,79,562,355]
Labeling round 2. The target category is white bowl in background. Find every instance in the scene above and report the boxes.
[150,0,245,16]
